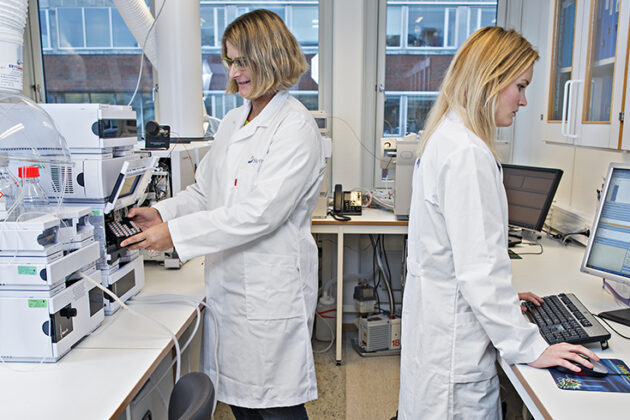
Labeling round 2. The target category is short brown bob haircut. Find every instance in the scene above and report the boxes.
[221,9,308,99]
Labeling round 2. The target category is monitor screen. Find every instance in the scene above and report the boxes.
[582,165,630,285]
[502,164,563,232]
[118,175,141,199]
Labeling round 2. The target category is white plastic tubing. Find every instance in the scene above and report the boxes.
[111,0,158,66]
[0,0,28,93]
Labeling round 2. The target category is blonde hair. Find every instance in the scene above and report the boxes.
[420,26,538,155]
[221,9,308,99]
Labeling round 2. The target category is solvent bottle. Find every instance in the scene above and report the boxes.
[18,166,49,220]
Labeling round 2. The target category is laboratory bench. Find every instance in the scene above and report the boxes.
[3,222,630,420]
[502,237,630,419]
[311,208,408,364]
[0,257,205,420]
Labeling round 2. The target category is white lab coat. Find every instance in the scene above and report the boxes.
[398,112,548,419]
[153,90,326,408]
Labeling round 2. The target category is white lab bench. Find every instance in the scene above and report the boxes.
[311,208,408,364]
[502,238,630,419]
[0,258,205,420]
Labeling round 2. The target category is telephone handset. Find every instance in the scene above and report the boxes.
[331,184,362,221]
[333,184,344,214]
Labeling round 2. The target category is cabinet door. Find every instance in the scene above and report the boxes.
[542,0,628,149]
[577,0,626,148]
[541,0,582,145]
[616,3,630,150]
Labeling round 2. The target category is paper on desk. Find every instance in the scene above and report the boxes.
[550,359,630,392]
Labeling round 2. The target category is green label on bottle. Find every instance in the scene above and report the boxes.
[92,210,102,216]
[18,266,37,275]
[28,299,47,308]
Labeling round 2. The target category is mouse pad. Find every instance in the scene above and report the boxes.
[507,249,522,260]
[550,359,630,392]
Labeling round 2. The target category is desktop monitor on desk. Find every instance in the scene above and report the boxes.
[582,163,630,326]
[502,164,563,243]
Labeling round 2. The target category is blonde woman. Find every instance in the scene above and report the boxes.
[122,9,325,419]
[397,27,597,419]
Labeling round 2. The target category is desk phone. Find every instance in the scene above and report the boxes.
[106,218,141,247]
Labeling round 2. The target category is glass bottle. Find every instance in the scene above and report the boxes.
[18,166,49,220]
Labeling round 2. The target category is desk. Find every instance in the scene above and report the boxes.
[311,208,408,364]
[502,238,630,419]
[0,258,205,420]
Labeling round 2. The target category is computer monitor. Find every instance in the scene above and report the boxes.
[581,163,630,326]
[502,164,563,232]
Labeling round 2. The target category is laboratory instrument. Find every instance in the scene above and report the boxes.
[39,103,156,314]
[0,94,104,362]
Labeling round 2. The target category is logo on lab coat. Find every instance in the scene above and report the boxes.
[247,155,264,164]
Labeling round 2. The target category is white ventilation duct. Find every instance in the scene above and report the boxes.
[153,0,204,139]
[111,0,158,67]
[0,0,28,93]
[116,0,205,139]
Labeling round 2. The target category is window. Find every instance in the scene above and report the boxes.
[57,8,84,48]
[85,8,110,48]
[376,1,498,183]
[407,6,445,47]
[292,6,318,46]
[35,1,323,133]
[386,6,402,47]
[201,6,219,47]
[38,1,152,132]
[112,9,137,48]
[39,10,50,49]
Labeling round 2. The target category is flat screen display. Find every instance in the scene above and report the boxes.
[583,166,630,281]
[118,175,141,199]
[502,164,563,232]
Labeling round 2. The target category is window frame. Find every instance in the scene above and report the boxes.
[367,0,506,188]
[24,1,330,131]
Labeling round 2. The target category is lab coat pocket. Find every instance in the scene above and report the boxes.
[244,252,302,320]
[402,259,423,313]
[406,259,422,278]
[236,163,261,195]
[452,311,495,382]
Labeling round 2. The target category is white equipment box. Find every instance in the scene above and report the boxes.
[358,314,402,352]
[0,214,62,258]
[0,241,99,290]
[0,276,104,362]
[0,209,104,362]
[40,103,137,153]
[394,135,419,221]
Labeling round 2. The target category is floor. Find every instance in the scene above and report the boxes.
[212,332,400,420]
[211,331,530,420]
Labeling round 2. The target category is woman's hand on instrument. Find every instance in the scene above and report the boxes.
[126,207,163,230]
[120,222,173,252]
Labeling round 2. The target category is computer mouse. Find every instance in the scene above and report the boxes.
[555,357,608,377]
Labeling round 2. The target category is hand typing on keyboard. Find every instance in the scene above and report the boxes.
[518,292,543,313]
[524,293,610,346]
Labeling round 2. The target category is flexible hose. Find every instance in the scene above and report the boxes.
[370,234,395,317]
[79,273,182,382]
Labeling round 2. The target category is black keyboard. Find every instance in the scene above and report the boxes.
[524,293,611,349]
